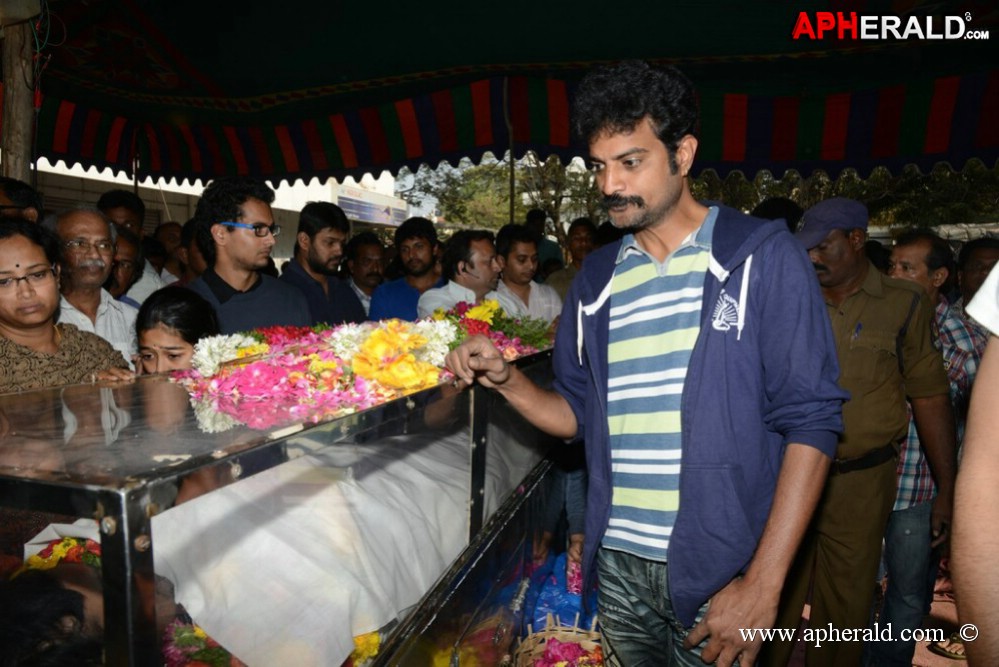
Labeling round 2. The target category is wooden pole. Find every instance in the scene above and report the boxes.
[1,21,35,183]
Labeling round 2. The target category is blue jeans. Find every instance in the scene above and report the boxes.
[597,548,718,666]
[863,500,938,667]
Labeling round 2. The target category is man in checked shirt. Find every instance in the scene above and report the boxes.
[866,229,981,666]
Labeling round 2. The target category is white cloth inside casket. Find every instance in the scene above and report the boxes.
[151,431,469,666]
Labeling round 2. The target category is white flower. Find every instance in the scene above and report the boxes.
[325,322,377,360]
[190,396,240,433]
[191,333,258,376]
[411,319,458,367]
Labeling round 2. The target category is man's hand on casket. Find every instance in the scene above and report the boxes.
[445,334,511,389]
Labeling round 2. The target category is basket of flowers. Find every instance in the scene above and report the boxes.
[514,614,603,667]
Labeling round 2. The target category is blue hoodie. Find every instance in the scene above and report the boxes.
[552,205,847,626]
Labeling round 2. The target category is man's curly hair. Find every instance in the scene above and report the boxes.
[193,177,275,266]
[573,60,698,174]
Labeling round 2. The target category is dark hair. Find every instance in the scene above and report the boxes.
[751,197,804,232]
[594,220,625,247]
[573,60,697,174]
[865,240,891,274]
[441,230,494,282]
[0,177,44,217]
[567,217,598,237]
[180,217,199,248]
[0,570,103,665]
[345,231,383,262]
[0,219,61,265]
[297,201,349,240]
[496,223,537,258]
[394,216,438,248]
[136,286,220,344]
[525,209,546,226]
[958,236,999,270]
[894,229,955,274]
[105,226,146,292]
[141,236,166,263]
[193,177,275,266]
[96,189,145,220]
[154,221,182,241]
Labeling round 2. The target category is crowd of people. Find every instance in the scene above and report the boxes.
[0,57,998,666]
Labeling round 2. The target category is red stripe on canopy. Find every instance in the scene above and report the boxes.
[247,126,275,174]
[53,101,76,153]
[106,117,128,163]
[470,79,492,147]
[432,90,458,152]
[821,93,851,161]
[274,125,300,173]
[547,79,569,147]
[223,126,249,175]
[359,108,390,164]
[394,99,423,158]
[301,120,329,172]
[924,76,960,154]
[177,124,203,174]
[722,94,747,161]
[975,71,999,149]
[872,85,905,159]
[330,114,358,168]
[81,110,101,159]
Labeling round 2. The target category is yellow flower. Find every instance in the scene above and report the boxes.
[306,354,339,375]
[236,343,269,359]
[465,300,499,324]
[193,625,207,639]
[431,308,447,321]
[351,631,380,663]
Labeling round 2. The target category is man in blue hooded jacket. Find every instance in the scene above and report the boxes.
[446,61,846,667]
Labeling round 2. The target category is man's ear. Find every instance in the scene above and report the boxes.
[675,135,699,177]
[848,228,867,251]
[297,231,311,254]
[930,266,949,289]
[496,255,507,271]
[211,223,228,246]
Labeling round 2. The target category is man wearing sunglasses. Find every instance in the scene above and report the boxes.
[189,177,309,334]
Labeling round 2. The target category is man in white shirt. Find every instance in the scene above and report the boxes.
[44,206,137,367]
[417,230,501,318]
[494,224,562,323]
[344,231,385,317]
[97,189,166,304]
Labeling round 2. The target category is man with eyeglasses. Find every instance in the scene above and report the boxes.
[279,201,366,326]
[42,206,138,369]
[189,177,309,334]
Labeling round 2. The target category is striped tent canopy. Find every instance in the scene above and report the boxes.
[8,0,999,183]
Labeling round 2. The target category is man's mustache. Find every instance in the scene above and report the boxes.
[78,259,106,270]
[602,194,645,211]
[812,263,829,273]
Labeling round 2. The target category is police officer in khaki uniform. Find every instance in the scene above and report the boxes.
[764,198,954,667]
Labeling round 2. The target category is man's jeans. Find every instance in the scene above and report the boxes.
[863,500,938,666]
[597,547,716,667]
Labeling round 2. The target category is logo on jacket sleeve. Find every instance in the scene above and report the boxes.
[711,291,739,332]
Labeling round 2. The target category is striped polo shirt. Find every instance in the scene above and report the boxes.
[603,208,716,561]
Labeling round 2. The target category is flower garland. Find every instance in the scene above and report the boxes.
[175,307,553,434]
[432,299,552,360]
